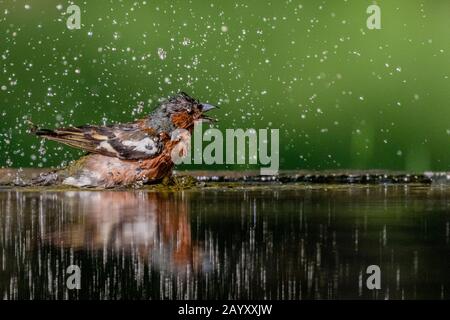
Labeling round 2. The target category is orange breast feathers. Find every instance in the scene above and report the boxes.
[171,112,197,130]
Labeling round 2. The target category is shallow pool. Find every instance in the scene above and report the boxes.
[0,184,449,299]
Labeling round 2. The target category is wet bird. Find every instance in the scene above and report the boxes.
[32,92,217,188]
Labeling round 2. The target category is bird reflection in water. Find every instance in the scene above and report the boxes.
[46,191,203,274]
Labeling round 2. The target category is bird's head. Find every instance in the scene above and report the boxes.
[157,92,218,131]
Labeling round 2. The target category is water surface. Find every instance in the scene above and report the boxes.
[1,185,449,299]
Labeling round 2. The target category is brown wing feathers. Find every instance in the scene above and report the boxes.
[34,127,112,156]
[34,125,162,160]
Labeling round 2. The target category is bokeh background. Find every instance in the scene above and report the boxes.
[1,0,450,171]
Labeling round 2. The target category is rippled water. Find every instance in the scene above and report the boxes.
[1,185,449,300]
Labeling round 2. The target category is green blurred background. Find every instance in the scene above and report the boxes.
[1,0,450,171]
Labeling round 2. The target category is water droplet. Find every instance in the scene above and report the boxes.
[157,48,167,60]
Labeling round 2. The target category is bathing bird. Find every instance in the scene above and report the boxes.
[32,92,217,187]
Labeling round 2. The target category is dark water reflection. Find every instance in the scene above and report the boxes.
[1,185,450,299]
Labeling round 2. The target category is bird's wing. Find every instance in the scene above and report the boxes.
[35,123,163,160]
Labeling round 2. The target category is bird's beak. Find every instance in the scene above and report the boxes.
[201,103,218,112]
[200,103,219,123]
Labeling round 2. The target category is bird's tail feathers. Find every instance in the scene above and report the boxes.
[34,128,58,136]
[32,127,98,151]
